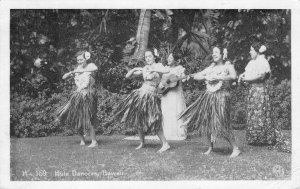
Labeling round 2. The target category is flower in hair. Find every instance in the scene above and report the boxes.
[84,51,91,60]
[223,48,228,60]
[34,57,42,68]
[154,48,159,57]
[259,45,267,53]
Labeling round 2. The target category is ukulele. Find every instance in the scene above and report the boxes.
[157,73,194,95]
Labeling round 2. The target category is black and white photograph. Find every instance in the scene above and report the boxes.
[1,0,300,188]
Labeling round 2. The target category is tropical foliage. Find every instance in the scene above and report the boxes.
[10,9,291,137]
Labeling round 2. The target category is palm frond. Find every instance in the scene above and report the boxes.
[173,31,211,58]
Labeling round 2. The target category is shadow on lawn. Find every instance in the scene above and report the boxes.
[10,130,291,181]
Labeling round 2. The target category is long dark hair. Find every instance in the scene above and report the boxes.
[75,50,91,63]
[167,52,181,66]
[171,52,181,61]
[145,48,160,63]
[75,50,86,58]
[251,42,261,53]
[212,45,229,63]
[251,41,267,55]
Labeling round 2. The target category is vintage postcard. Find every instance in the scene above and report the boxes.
[1,0,300,188]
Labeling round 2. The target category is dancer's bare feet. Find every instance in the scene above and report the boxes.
[229,148,241,158]
[80,140,86,146]
[203,147,212,155]
[88,141,98,148]
[157,143,170,153]
[135,143,145,150]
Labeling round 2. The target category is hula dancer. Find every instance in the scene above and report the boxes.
[56,51,98,148]
[178,46,241,158]
[115,49,170,153]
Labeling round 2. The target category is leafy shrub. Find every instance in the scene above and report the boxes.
[10,90,70,138]
[184,88,203,106]
[230,84,248,126]
[10,87,135,138]
[269,79,291,130]
[10,77,291,138]
[95,89,127,135]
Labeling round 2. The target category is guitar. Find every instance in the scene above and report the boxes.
[157,73,194,95]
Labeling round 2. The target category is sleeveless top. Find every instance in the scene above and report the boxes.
[205,61,233,92]
[74,63,96,91]
[142,63,164,87]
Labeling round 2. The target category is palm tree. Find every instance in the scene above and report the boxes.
[133,9,151,61]
[157,9,220,62]
[128,9,221,65]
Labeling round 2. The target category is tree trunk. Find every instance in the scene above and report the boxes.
[134,9,151,60]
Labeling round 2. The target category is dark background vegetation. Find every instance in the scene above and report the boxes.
[10,9,291,138]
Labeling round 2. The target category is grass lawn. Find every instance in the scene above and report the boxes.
[10,130,291,181]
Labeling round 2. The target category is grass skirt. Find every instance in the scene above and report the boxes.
[178,89,234,142]
[56,89,97,134]
[114,84,162,134]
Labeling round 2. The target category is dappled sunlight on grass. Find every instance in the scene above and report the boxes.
[10,130,291,180]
